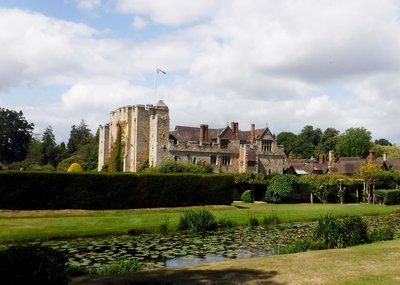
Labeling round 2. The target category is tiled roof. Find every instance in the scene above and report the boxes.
[386,157,400,170]
[170,124,270,143]
[328,157,364,175]
[284,159,328,174]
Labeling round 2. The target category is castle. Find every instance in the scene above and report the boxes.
[98,101,286,174]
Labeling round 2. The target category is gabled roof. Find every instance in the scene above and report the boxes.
[258,127,275,140]
[328,157,364,175]
[219,126,235,139]
[170,123,273,143]
[284,159,328,174]
[384,157,400,171]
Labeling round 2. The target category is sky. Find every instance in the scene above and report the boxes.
[1,0,400,144]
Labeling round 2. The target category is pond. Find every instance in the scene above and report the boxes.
[8,214,400,273]
[43,221,315,272]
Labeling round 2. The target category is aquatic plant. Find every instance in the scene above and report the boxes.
[177,209,217,232]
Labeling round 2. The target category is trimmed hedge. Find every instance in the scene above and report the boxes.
[0,172,234,210]
[374,189,400,205]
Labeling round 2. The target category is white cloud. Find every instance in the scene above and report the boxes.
[131,16,148,29]
[116,0,220,25]
[3,1,400,145]
[75,0,102,12]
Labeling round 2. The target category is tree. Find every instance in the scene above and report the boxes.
[314,128,339,157]
[67,119,92,154]
[290,126,322,159]
[374,138,392,146]
[41,126,59,166]
[265,174,298,203]
[0,108,34,163]
[372,144,400,158]
[300,174,349,204]
[277,132,298,157]
[335,127,372,158]
[358,162,382,204]
[299,125,322,146]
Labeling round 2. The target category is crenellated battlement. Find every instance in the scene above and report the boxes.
[98,100,285,174]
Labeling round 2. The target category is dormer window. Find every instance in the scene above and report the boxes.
[220,139,229,149]
[262,140,272,152]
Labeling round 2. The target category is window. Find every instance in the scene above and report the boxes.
[247,160,256,167]
[262,140,272,152]
[193,157,197,164]
[210,155,217,165]
[221,156,231,166]
[220,139,229,149]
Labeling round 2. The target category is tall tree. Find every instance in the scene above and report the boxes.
[0,108,34,163]
[41,126,59,166]
[299,125,322,146]
[67,119,92,154]
[314,128,340,157]
[374,138,392,146]
[335,127,372,158]
[277,132,297,157]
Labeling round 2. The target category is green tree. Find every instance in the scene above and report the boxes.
[24,137,42,166]
[289,126,322,159]
[374,138,392,146]
[265,174,298,203]
[0,108,34,163]
[372,144,400,158]
[358,162,382,204]
[277,132,298,157]
[335,127,372,158]
[67,119,92,154]
[300,174,349,204]
[315,128,339,157]
[40,126,59,166]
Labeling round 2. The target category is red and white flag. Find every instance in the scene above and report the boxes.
[156,68,166,74]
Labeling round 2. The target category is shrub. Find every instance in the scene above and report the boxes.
[369,226,396,242]
[339,215,369,247]
[374,189,400,205]
[265,174,298,203]
[276,238,325,255]
[178,209,218,232]
[149,160,213,174]
[262,215,280,226]
[90,259,140,275]
[67,162,83,173]
[248,216,259,227]
[241,190,253,202]
[0,243,70,285]
[218,219,236,228]
[159,218,170,233]
[313,214,369,248]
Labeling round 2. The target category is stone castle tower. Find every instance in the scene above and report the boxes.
[98,100,170,171]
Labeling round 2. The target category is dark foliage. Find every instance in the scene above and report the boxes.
[0,243,70,285]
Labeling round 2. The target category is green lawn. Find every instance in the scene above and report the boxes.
[1,202,400,243]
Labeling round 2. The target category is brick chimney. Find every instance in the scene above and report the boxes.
[250,123,256,143]
[231,122,239,138]
[199,124,208,145]
[368,150,376,163]
[319,154,325,164]
[328,150,335,166]
[383,152,388,163]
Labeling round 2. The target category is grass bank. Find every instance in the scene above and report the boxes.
[72,239,400,285]
[1,202,400,243]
